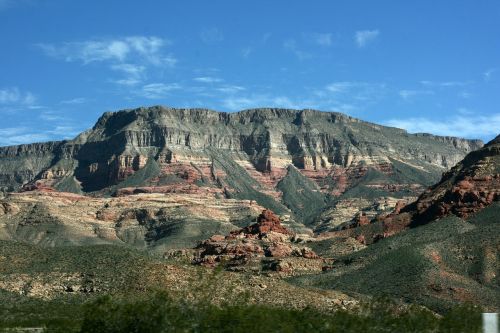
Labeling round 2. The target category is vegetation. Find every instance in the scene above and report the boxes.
[78,294,482,333]
[292,204,500,313]
[0,292,483,332]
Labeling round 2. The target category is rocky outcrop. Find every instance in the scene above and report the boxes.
[0,190,264,251]
[369,134,500,239]
[193,209,320,270]
[231,209,293,238]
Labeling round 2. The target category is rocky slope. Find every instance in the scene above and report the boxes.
[191,209,326,275]
[0,190,265,252]
[0,106,483,234]
[379,134,499,237]
[292,136,499,312]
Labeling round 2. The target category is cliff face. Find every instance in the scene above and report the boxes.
[368,135,500,238]
[407,134,499,224]
[0,106,485,229]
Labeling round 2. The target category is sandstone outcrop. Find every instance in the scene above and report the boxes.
[192,209,321,272]
[373,134,500,238]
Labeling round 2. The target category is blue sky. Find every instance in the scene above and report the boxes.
[0,0,499,146]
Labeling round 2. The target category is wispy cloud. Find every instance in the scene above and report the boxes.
[222,95,300,110]
[309,33,333,46]
[458,91,473,99]
[483,68,496,81]
[200,27,224,44]
[39,36,177,87]
[0,87,36,105]
[355,30,380,47]
[38,36,175,66]
[399,89,434,99]
[140,83,181,99]
[241,47,252,58]
[0,125,83,146]
[384,112,500,140]
[283,39,311,60]
[39,111,64,121]
[0,127,50,146]
[110,63,146,86]
[60,97,87,105]
[419,80,471,87]
[193,77,223,83]
[215,85,245,94]
[322,81,387,101]
[218,81,387,114]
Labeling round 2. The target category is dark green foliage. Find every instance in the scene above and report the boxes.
[74,294,482,332]
[0,291,83,332]
[277,165,326,225]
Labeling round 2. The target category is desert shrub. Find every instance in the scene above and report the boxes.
[77,294,483,333]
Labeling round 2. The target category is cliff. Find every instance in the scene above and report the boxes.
[0,106,485,229]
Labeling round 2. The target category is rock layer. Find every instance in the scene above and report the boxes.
[0,106,485,232]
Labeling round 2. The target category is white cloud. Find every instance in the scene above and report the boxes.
[419,80,471,87]
[0,87,36,105]
[140,83,181,99]
[60,97,87,105]
[200,27,224,44]
[111,63,146,76]
[355,30,380,47]
[322,81,387,101]
[458,91,473,99]
[283,39,311,60]
[483,68,496,81]
[311,33,333,46]
[384,113,500,140]
[222,95,300,111]
[39,36,175,67]
[193,77,223,83]
[325,82,357,94]
[241,47,252,58]
[110,63,147,86]
[0,124,83,146]
[39,36,176,88]
[399,89,434,99]
[39,111,64,121]
[215,85,246,94]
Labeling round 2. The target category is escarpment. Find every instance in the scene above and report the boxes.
[0,106,485,230]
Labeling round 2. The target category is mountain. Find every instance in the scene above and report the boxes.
[380,134,499,237]
[293,135,500,312]
[0,106,484,251]
[0,106,497,317]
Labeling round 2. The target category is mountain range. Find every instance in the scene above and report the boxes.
[0,106,497,317]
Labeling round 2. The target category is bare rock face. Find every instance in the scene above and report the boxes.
[374,134,500,237]
[0,190,264,251]
[192,209,321,270]
[0,106,485,234]
[231,209,293,238]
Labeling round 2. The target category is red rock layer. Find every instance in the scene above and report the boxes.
[231,209,293,239]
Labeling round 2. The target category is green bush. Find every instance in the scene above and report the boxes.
[76,293,482,333]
